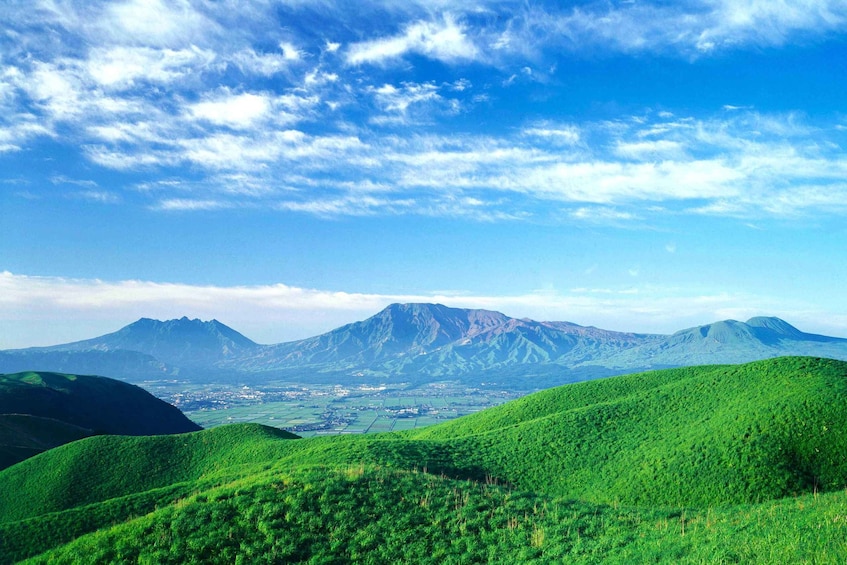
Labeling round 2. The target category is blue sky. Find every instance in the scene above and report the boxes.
[3,0,847,348]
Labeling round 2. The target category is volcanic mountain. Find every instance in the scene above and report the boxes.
[2,304,846,386]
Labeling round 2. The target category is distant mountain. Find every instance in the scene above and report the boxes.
[233,303,663,378]
[599,316,847,369]
[52,316,261,367]
[0,317,260,380]
[0,349,176,380]
[1,305,847,387]
[0,371,201,469]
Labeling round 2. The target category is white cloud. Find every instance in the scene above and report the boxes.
[229,48,292,76]
[4,0,847,225]
[101,0,217,48]
[278,41,302,61]
[85,145,178,170]
[75,190,120,203]
[25,62,85,119]
[347,15,479,65]
[87,121,165,144]
[153,198,233,211]
[515,0,847,56]
[174,130,365,170]
[87,46,215,88]
[368,81,456,124]
[698,0,847,50]
[277,195,417,216]
[522,124,581,145]
[187,92,272,129]
[0,115,52,152]
[570,206,638,223]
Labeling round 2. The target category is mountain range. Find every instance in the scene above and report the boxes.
[2,303,847,388]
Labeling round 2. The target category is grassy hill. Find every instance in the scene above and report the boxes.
[2,357,846,563]
[0,371,202,469]
[403,356,847,506]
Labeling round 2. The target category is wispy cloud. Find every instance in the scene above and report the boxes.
[152,198,233,211]
[3,1,847,224]
[346,15,479,65]
[516,0,847,55]
[88,45,216,89]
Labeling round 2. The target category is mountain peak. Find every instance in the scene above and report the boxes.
[54,316,261,367]
[745,316,803,336]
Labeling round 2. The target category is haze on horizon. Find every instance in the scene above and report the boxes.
[2,1,847,349]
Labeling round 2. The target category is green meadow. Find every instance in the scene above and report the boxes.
[2,356,847,563]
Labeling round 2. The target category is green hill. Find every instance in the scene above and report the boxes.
[2,357,847,563]
[402,356,847,506]
[0,371,202,469]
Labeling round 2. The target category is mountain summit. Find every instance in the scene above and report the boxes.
[229,303,661,377]
[43,316,260,368]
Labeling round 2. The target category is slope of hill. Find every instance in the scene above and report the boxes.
[16,467,847,564]
[2,357,846,562]
[0,371,202,469]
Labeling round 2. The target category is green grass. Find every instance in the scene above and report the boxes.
[400,356,847,506]
[15,467,847,564]
[2,357,847,563]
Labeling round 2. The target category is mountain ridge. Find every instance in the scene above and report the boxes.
[1,304,846,385]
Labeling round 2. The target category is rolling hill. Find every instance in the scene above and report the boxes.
[2,305,847,388]
[0,371,202,470]
[2,357,846,563]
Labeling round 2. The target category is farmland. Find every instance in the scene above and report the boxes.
[144,379,521,437]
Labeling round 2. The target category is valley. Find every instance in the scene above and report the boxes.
[147,379,520,436]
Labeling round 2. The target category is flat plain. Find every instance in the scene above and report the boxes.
[146,379,520,437]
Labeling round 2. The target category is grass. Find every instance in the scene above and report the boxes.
[14,467,847,564]
[2,356,847,563]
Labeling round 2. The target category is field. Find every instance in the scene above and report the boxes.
[144,380,520,437]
